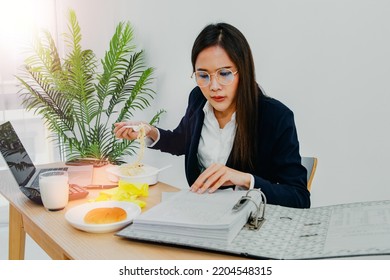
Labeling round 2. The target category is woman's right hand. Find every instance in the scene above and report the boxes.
[114,121,156,141]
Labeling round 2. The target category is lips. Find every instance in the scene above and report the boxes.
[211,96,225,102]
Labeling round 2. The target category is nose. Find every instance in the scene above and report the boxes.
[209,73,221,91]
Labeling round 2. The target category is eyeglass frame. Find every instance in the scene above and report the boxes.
[191,68,239,87]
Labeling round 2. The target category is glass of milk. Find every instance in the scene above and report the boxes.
[39,170,69,211]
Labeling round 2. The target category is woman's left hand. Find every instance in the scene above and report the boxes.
[190,163,251,194]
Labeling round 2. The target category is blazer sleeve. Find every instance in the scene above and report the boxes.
[253,107,310,208]
[152,121,187,156]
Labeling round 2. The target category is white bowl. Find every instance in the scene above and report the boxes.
[106,164,160,185]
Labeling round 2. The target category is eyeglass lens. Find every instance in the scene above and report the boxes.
[194,69,236,87]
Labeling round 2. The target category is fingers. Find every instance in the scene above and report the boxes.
[190,164,251,194]
[140,123,153,137]
[114,121,158,143]
[191,163,232,194]
[113,121,141,140]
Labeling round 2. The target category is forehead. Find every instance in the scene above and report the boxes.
[195,46,235,70]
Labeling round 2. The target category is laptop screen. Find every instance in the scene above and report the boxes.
[0,121,36,187]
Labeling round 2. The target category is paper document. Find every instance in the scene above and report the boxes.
[324,204,390,252]
[131,189,256,243]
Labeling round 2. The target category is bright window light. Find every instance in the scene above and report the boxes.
[0,0,56,79]
[0,0,58,165]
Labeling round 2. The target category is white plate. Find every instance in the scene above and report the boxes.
[65,201,141,233]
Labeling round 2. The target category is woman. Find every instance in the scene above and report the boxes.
[114,23,310,208]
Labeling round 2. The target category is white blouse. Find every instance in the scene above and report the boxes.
[197,102,237,171]
[197,102,254,190]
[149,101,254,189]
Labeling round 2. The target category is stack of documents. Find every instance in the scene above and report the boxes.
[129,190,255,244]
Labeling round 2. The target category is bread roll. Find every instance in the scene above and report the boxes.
[84,207,127,224]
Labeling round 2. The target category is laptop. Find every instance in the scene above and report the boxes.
[0,121,90,204]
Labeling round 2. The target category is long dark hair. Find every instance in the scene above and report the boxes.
[191,23,259,171]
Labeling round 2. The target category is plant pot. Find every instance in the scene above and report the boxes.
[65,158,110,168]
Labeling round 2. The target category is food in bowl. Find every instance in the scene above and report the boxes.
[106,164,160,185]
[120,163,145,176]
[84,207,127,224]
[107,123,159,183]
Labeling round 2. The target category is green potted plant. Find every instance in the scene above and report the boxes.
[16,9,164,165]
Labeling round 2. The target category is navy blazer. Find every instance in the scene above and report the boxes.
[152,87,310,208]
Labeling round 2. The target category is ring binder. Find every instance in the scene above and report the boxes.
[234,189,267,231]
[117,195,390,260]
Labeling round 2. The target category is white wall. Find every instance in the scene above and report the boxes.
[54,0,390,207]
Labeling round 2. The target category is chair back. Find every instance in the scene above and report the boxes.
[301,157,318,192]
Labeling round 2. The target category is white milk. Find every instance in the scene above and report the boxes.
[39,171,69,211]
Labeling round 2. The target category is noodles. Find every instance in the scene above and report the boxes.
[120,162,144,176]
[120,124,146,176]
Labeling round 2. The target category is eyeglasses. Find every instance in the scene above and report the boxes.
[191,68,238,87]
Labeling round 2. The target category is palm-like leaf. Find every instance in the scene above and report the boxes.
[17,9,164,164]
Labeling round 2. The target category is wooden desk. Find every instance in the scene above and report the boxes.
[0,165,246,260]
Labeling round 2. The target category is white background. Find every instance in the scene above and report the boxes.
[1,260,389,279]
[4,0,390,207]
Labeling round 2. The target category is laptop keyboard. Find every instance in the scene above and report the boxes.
[30,167,89,201]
